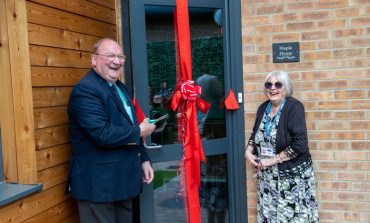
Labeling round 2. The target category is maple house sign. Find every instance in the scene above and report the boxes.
[272,42,300,63]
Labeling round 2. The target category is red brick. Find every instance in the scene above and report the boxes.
[302,71,333,80]
[351,202,369,212]
[306,111,333,120]
[318,182,351,190]
[348,58,370,67]
[287,22,314,31]
[243,35,269,44]
[302,51,332,60]
[302,31,329,40]
[318,211,335,220]
[320,59,350,69]
[334,7,364,17]
[317,19,346,29]
[351,162,370,171]
[256,24,284,34]
[300,41,316,50]
[352,182,370,192]
[246,93,266,102]
[243,54,270,64]
[256,45,271,53]
[272,13,299,23]
[350,79,370,89]
[351,141,370,150]
[350,121,370,130]
[317,192,334,202]
[287,2,314,11]
[334,111,365,119]
[317,0,348,9]
[335,192,368,201]
[335,69,366,79]
[319,141,349,150]
[315,171,336,181]
[352,100,370,109]
[293,81,316,90]
[242,16,269,26]
[351,17,370,26]
[337,172,367,181]
[256,5,284,15]
[320,161,349,170]
[309,131,332,140]
[317,39,347,49]
[311,151,334,160]
[350,38,370,47]
[335,151,368,161]
[272,33,299,42]
[302,11,331,20]
[286,61,316,71]
[333,48,365,58]
[334,28,365,37]
[302,101,317,110]
[255,63,285,73]
[300,91,334,101]
[308,141,318,150]
[332,131,366,140]
[318,101,348,110]
[335,90,366,100]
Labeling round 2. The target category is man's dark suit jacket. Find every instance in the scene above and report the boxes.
[67,69,150,202]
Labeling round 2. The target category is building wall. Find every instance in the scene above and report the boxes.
[0,0,118,222]
[241,1,369,222]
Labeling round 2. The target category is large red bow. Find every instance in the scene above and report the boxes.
[181,80,201,100]
[172,81,210,115]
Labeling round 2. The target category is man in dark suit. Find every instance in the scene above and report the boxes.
[67,38,156,223]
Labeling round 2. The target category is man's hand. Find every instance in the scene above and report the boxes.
[142,161,154,184]
[139,118,156,137]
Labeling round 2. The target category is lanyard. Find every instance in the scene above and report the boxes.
[264,98,286,141]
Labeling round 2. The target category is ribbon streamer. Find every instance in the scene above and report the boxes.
[172,1,210,222]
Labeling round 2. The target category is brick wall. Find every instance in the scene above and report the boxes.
[241,1,369,222]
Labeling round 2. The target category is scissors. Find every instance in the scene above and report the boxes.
[149,114,169,124]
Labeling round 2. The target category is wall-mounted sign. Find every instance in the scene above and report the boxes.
[273,42,300,63]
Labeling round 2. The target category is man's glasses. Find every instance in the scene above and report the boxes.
[264,81,283,89]
[95,53,126,62]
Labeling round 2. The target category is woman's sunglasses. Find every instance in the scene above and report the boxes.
[264,81,283,89]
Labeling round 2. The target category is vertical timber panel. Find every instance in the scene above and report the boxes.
[6,0,37,183]
[0,0,18,182]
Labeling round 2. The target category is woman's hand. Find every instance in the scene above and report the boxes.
[245,146,260,167]
[259,157,278,169]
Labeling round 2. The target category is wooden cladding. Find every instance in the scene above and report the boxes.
[28,0,116,24]
[0,0,119,221]
[0,0,37,184]
[27,2,116,38]
[28,23,100,52]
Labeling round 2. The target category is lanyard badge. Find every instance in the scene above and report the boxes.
[263,99,286,142]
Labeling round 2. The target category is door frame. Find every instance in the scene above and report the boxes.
[121,0,246,222]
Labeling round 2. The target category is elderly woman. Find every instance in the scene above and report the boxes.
[245,71,319,222]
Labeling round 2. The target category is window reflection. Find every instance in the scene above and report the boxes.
[146,6,225,145]
[200,154,229,223]
[152,155,229,223]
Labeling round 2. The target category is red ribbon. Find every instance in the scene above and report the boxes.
[172,2,210,222]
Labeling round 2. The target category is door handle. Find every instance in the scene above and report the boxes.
[144,143,163,149]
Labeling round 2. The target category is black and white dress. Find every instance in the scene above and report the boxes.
[254,105,319,223]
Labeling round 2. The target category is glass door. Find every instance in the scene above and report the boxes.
[127,0,246,222]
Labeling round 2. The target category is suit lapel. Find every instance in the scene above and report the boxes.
[89,69,137,124]
[115,82,138,124]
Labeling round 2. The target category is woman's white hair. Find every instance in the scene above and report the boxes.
[265,71,293,97]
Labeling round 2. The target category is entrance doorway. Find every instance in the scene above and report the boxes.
[123,0,246,222]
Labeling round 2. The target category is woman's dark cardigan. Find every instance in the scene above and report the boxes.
[249,97,312,173]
